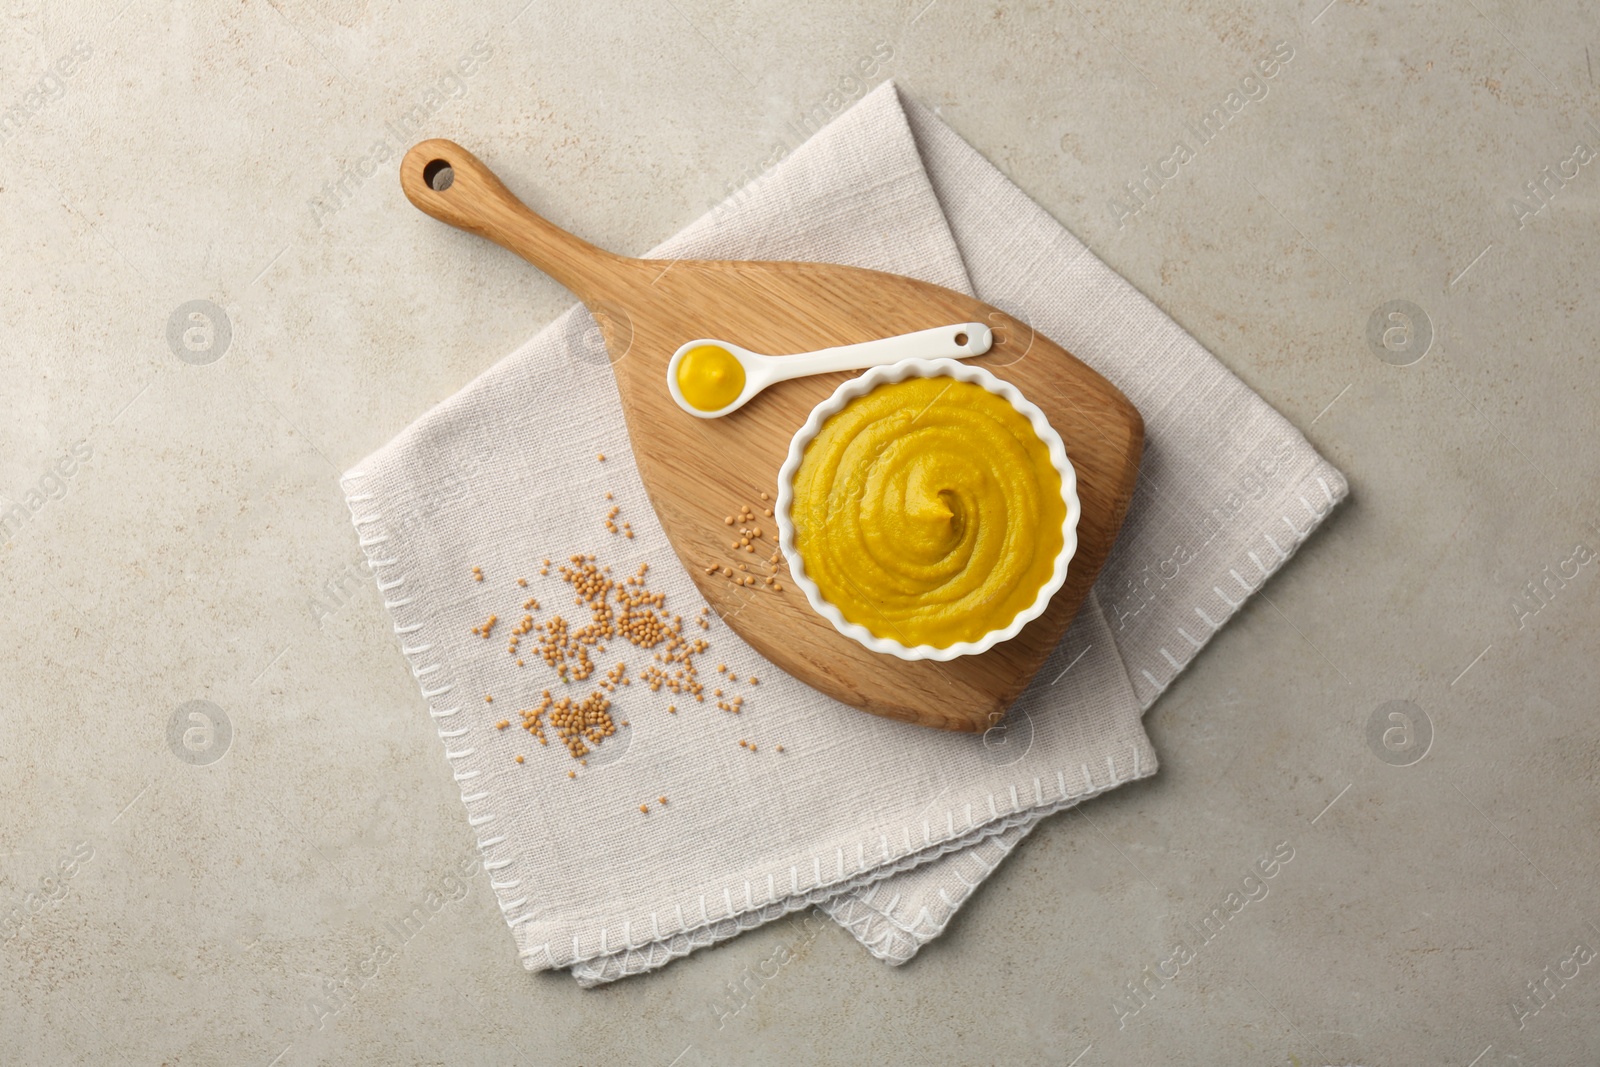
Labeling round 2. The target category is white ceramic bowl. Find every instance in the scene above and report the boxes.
[774,358,1081,661]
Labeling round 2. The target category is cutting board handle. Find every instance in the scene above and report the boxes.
[400,138,626,306]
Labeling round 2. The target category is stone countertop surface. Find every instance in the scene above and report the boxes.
[3,1,1598,1064]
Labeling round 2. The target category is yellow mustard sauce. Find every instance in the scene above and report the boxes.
[676,344,746,412]
[791,377,1065,648]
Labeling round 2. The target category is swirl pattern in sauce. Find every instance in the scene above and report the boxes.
[791,377,1064,648]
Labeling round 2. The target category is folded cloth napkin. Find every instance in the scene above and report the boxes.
[343,82,1346,986]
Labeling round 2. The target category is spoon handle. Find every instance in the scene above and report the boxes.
[762,322,993,382]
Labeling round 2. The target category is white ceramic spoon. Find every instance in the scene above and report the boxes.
[665,322,994,418]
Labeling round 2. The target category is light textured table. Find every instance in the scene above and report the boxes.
[4,2,1598,1064]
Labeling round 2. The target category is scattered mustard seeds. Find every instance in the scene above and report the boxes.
[705,502,793,594]
[522,689,616,759]
[469,500,773,780]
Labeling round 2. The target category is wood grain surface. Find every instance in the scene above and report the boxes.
[400,139,1143,732]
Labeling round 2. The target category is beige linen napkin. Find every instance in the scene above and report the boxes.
[343,82,1346,986]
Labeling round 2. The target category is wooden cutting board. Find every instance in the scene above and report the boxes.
[400,140,1143,733]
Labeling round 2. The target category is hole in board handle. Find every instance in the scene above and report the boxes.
[423,159,455,191]
[954,332,968,346]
